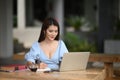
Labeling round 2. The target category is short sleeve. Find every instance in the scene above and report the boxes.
[24,42,39,63]
[59,40,69,57]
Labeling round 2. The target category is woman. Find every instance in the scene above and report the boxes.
[25,17,68,70]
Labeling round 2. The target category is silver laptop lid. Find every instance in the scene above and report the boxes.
[59,52,90,72]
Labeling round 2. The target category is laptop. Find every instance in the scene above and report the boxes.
[59,52,90,72]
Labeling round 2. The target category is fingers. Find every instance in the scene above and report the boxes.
[39,62,48,69]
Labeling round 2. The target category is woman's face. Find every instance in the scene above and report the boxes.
[45,25,58,41]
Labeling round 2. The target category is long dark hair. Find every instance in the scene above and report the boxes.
[38,17,60,42]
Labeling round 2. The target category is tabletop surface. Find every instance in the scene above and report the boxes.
[0,68,105,80]
[89,54,120,62]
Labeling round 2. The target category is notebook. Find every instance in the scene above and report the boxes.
[59,52,90,72]
[0,64,27,72]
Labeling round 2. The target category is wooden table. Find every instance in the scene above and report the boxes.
[13,53,120,80]
[0,68,105,80]
[89,54,120,80]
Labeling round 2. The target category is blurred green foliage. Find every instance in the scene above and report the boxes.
[13,38,25,54]
[65,16,82,30]
[64,32,97,52]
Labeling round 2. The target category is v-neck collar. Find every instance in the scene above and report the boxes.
[37,41,60,59]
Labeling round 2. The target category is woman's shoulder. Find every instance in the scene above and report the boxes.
[31,41,39,48]
[58,40,66,46]
[59,40,64,43]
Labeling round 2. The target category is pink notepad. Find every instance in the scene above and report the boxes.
[0,64,27,72]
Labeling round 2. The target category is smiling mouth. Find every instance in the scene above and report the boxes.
[50,36,55,38]
[51,37,55,39]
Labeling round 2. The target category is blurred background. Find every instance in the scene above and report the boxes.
[0,0,120,64]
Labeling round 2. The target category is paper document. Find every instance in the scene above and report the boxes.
[37,67,51,72]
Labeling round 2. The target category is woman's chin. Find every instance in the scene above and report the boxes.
[49,38,55,41]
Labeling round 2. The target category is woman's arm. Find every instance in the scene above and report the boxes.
[25,42,39,66]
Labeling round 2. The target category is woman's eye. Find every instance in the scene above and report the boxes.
[48,30,58,33]
[49,30,53,32]
[55,31,58,33]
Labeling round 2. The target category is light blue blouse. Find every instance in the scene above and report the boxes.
[25,40,68,70]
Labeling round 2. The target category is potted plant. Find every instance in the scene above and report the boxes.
[63,32,97,52]
[66,16,82,31]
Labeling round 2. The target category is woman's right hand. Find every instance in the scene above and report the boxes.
[26,61,34,67]
[38,62,48,69]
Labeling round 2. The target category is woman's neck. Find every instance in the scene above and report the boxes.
[43,39,55,44]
